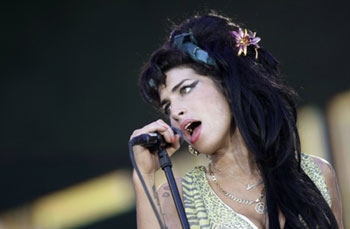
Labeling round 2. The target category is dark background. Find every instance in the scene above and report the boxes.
[1,1,349,228]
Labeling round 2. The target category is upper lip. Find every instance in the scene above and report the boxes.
[180,119,200,135]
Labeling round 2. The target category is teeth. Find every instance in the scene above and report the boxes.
[184,122,193,134]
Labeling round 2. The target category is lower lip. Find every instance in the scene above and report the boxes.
[190,124,202,144]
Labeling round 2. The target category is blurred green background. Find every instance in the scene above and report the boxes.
[1,1,349,228]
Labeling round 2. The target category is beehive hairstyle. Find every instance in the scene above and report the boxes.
[139,12,338,228]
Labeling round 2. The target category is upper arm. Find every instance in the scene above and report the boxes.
[157,176,183,229]
[311,155,344,228]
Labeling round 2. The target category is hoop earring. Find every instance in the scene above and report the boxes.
[188,145,199,156]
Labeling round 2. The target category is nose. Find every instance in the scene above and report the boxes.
[171,106,186,122]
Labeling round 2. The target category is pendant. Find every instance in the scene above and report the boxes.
[255,202,266,215]
[246,181,262,190]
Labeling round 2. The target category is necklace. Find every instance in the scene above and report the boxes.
[208,164,266,215]
[246,181,263,191]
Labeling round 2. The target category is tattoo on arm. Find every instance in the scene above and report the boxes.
[152,185,160,206]
[152,185,167,225]
[164,185,170,190]
[162,192,170,197]
[162,186,170,197]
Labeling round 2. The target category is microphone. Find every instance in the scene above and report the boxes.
[130,127,184,150]
[128,126,188,228]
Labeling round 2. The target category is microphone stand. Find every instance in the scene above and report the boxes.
[157,146,189,229]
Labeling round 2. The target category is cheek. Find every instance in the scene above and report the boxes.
[211,102,231,130]
[198,89,232,128]
[170,119,179,129]
[208,90,231,116]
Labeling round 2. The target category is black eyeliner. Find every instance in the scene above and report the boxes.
[180,80,199,91]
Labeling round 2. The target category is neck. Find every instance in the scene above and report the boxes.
[209,128,260,179]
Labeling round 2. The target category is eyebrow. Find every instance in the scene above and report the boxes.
[171,79,192,92]
[160,79,192,107]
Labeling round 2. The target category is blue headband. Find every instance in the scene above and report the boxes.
[172,32,218,69]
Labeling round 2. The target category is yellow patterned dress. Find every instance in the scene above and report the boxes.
[182,153,331,228]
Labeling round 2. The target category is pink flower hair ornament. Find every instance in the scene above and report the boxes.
[232,28,261,59]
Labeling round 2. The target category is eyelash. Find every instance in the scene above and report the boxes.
[163,104,171,115]
[162,81,198,115]
[179,85,192,95]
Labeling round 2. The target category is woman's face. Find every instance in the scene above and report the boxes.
[159,66,232,154]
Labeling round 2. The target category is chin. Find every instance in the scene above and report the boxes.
[197,132,229,154]
[192,139,216,155]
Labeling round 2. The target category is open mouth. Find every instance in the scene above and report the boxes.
[181,119,202,144]
[184,121,201,136]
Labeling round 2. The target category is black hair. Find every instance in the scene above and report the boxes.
[139,12,338,229]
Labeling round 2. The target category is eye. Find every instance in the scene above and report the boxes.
[179,80,199,95]
[179,86,192,95]
[163,103,171,115]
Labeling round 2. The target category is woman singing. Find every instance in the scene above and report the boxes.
[130,12,343,228]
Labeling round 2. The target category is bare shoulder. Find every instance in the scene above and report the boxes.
[308,155,335,182]
[157,177,183,228]
[309,155,337,196]
[309,155,344,228]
